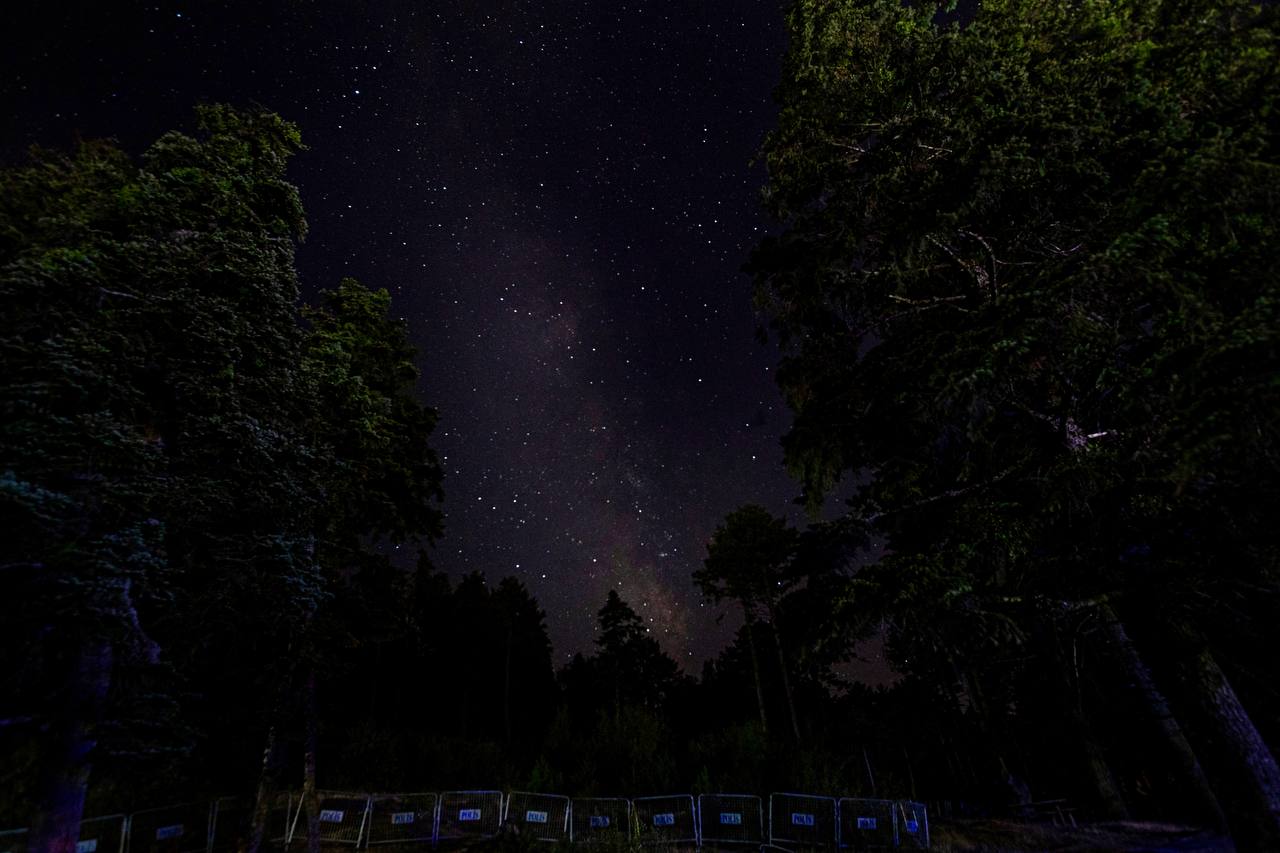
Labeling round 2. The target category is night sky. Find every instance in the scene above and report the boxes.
[1,1,808,667]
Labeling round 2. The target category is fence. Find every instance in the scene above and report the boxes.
[285,792,370,850]
[365,793,437,849]
[127,803,211,853]
[4,792,927,849]
[837,799,896,850]
[632,796,697,847]
[696,794,762,847]
[568,798,630,844]
[435,791,503,843]
[769,793,838,849]
[501,793,570,844]
[209,794,294,853]
[895,801,930,851]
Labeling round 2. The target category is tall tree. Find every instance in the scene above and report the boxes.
[0,105,318,851]
[697,505,803,742]
[594,590,682,719]
[285,276,444,852]
[751,0,1278,840]
[0,107,452,847]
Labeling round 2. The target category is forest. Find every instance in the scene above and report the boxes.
[2,0,1278,851]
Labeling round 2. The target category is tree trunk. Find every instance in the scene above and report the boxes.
[1097,606,1224,830]
[903,745,918,801]
[245,724,280,853]
[27,640,113,853]
[1178,646,1280,849]
[768,612,802,743]
[302,670,320,853]
[503,623,512,745]
[368,643,380,721]
[1036,610,1127,819]
[744,619,769,735]
[951,660,1029,808]
[612,661,620,726]
[862,747,877,798]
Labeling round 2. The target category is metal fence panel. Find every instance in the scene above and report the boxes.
[436,791,503,841]
[128,803,211,853]
[769,793,837,849]
[78,816,128,853]
[632,795,697,846]
[837,799,896,850]
[501,792,569,842]
[286,792,370,848]
[696,794,763,846]
[895,801,929,850]
[366,794,438,847]
[210,794,294,853]
[569,798,631,844]
[13,788,922,852]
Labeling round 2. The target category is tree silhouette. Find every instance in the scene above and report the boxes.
[698,505,802,742]
[751,0,1279,842]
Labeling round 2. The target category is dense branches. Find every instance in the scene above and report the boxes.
[751,0,1279,844]
[0,107,445,846]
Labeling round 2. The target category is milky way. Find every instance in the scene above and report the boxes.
[2,0,806,666]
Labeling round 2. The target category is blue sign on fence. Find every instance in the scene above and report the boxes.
[155,825,184,840]
[589,816,610,829]
[525,811,548,824]
[791,813,815,827]
[76,841,97,853]
[390,812,415,825]
[905,819,920,834]
[856,817,877,830]
[719,812,742,825]
[319,811,344,824]
[652,813,676,827]
[458,809,481,822]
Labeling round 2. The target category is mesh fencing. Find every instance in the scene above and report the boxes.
[837,799,896,850]
[0,788,930,852]
[696,794,763,846]
[77,816,128,853]
[435,791,503,841]
[632,795,696,846]
[569,798,631,844]
[769,793,837,849]
[127,803,212,853]
[895,801,929,850]
[502,792,570,842]
[286,792,370,848]
[366,793,437,847]
[210,794,294,853]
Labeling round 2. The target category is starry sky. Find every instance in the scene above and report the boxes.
[1,0,808,667]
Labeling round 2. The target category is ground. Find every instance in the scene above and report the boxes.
[931,819,1234,852]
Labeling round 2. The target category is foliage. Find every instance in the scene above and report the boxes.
[750,0,1279,839]
[0,106,449,822]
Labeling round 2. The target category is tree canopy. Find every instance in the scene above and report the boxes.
[750,0,1279,843]
[0,106,446,847]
